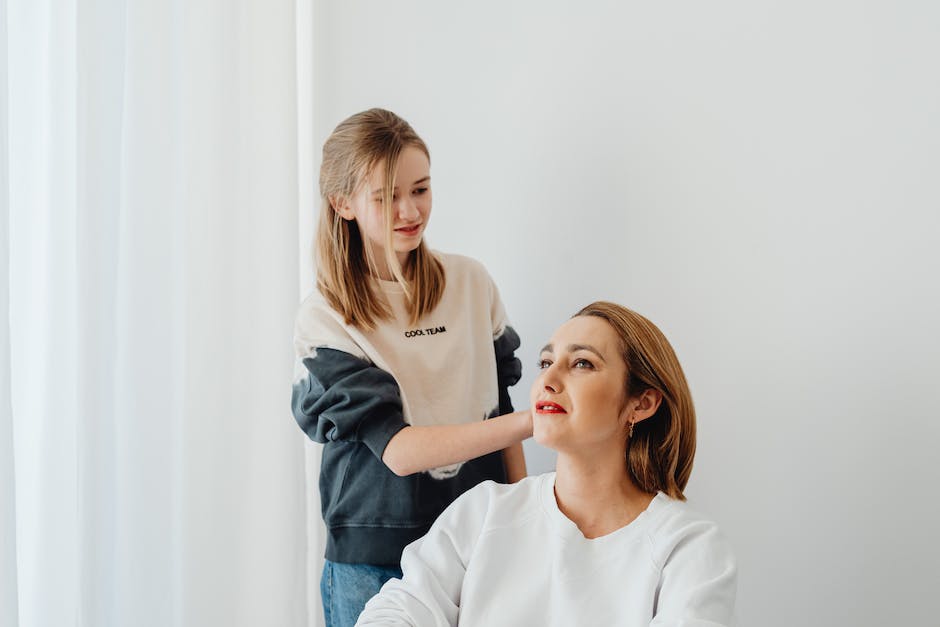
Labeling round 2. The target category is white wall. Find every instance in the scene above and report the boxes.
[312,2,940,624]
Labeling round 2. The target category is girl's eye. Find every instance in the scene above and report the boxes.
[537,359,552,370]
[413,187,428,195]
[573,358,594,369]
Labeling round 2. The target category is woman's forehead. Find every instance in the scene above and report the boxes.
[546,316,619,355]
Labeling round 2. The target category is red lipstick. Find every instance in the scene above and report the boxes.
[535,401,566,414]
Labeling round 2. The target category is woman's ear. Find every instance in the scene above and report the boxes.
[331,195,354,220]
[632,388,663,424]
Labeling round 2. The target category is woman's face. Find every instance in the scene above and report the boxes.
[531,315,632,454]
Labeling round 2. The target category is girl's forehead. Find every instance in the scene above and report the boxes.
[364,147,429,187]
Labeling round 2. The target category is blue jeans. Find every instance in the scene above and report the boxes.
[321,560,403,627]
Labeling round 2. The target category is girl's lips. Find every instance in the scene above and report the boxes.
[535,401,567,414]
[395,223,422,235]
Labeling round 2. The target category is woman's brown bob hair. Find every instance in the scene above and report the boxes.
[316,108,445,329]
[574,302,696,500]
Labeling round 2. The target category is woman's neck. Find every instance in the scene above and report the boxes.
[553,449,655,539]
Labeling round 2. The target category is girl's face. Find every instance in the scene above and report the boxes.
[340,145,431,275]
[531,316,633,455]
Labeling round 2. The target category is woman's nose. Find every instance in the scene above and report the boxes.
[541,365,561,393]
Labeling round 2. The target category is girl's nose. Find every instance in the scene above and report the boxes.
[397,195,419,220]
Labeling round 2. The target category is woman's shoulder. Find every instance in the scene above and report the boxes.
[459,473,544,505]
[644,494,725,536]
[644,494,735,569]
[444,474,547,531]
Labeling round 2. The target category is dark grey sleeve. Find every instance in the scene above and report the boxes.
[291,347,409,459]
[494,326,522,416]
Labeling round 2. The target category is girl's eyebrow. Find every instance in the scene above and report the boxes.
[370,176,430,196]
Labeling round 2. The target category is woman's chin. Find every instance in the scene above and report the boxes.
[532,423,562,451]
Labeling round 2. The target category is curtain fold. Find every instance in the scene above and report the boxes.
[3,1,316,625]
[1,2,21,624]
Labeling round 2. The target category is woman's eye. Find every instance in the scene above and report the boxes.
[413,187,428,195]
[573,358,594,369]
[537,359,552,370]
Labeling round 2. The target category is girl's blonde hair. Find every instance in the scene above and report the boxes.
[574,302,697,500]
[317,108,445,329]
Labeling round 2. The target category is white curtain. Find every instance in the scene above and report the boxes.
[1,1,322,625]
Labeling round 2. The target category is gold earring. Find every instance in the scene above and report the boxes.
[628,419,635,438]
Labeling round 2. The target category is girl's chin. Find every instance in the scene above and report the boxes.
[393,239,423,255]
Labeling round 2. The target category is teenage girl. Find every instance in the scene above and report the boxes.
[291,108,532,627]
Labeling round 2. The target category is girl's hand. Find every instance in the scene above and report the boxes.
[515,409,533,438]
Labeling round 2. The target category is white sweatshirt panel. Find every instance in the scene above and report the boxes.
[357,473,737,627]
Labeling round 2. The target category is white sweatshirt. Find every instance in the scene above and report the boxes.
[356,473,737,627]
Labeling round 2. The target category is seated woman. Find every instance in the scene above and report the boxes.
[356,301,737,626]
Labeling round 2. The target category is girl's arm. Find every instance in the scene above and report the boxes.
[381,410,531,477]
[502,442,527,483]
[294,346,531,477]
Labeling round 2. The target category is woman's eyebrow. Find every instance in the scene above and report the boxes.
[567,344,606,362]
[539,343,606,363]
